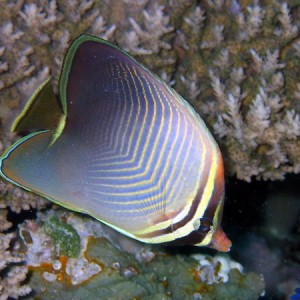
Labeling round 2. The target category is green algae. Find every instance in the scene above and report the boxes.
[44,216,80,258]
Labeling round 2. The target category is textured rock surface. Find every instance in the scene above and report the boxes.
[22,211,265,300]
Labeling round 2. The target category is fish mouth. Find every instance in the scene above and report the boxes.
[208,227,232,252]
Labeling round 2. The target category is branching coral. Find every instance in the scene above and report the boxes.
[0,0,116,126]
[1,0,299,181]
[0,180,48,213]
[125,3,174,55]
[177,1,300,181]
[0,210,31,300]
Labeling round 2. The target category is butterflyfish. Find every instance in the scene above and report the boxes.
[0,35,231,252]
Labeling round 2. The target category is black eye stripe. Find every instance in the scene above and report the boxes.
[197,218,213,234]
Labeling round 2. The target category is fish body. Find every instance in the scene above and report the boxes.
[0,35,231,251]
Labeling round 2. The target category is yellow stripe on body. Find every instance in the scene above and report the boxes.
[84,60,219,242]
[86,68,166,199]
[89,67,161,176]
[89,78,169,182]
[86,119,188,206]
[172,144,220,244]
[87,80,174,198]
[131,131,218,243]
[104,63,130,152]
[167,127,207,218]
[94,63,146,160]
[86,72,183,205]
[86,74,210,219]
[122,125,205,237]
[87,103,208,222]
[131,124,205,236]
[87,84,198,198]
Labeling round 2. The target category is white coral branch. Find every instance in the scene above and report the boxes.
[19,2,61,44]
[222,91,245,142]
[180,72,200,101]
[267,93,283,113]
[249,49,263,73]
[214,114,230,138]
[79,0,94,16]
[263,50,285,73]
[184,6,205,32]
[294,83,300,100]
[160,71,175,86]
[246,5,265,38]
[250,49,285,74]
[92,16,116,40]
[65,0,96,23]
[0,61,8,73]
[0,211,11,232]
[274,3,298,39]
[13,47,36,78]
[0,22,23,50]
[18,66,50,98]
[246,89,271,136]
[230,67,245,84]
[276,109,300,139]
[266,144,288,168]
[19,2,58,28]
[214,49,230,69]
[125,4,173,55]
[247,89,271,129]
[292,39,300,57]
[213,86,246,143]
[268,72,284,92]
[201,25,224,49]
[0,266,32,300]
[237,5,265,41]
[209,70,226,105]
[0,233,23,271]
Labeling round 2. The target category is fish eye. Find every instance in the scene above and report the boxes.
[197,218,213,234]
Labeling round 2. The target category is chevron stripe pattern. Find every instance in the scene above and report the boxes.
[0,35,230,250]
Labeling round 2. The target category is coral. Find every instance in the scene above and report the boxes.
[0,210,31,300]
[0,180,48,213]
[0,0,116,126]
[0,0,299,181]
[124,3,174,55]
[19,211,105,286]
[176,1,300,181]
[0,265,31,300]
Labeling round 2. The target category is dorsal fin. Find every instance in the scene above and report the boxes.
[11,78,64,134]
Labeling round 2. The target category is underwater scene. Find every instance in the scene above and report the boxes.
[0,0,299,299]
